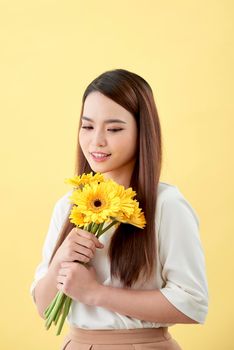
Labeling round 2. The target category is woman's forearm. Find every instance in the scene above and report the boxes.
[33,261,60,319]
[93,285,198,324]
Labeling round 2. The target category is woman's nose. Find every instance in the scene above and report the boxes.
[92,130,107,147]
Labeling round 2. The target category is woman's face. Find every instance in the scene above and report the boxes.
[79,91,138,187]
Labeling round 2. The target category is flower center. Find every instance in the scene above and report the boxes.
[90,195,107,212]
[93,199,102,207]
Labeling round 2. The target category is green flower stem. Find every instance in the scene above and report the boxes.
[56,296,72,336]
[45,291,65,329]
[52,294,67,325]
[91,223,99,234]
[96,222,105,236]
[44,293,58,318]
[90,222,95,231]
[87,222,93,231]
[45,315,53,330]
[54,296,66,325]
[97,220,118,237]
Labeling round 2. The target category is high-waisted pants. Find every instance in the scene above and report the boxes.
[61,326,182,350]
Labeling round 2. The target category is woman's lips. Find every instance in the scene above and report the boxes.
[90,152,111,162]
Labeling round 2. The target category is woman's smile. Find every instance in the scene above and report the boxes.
[90,152,112,162]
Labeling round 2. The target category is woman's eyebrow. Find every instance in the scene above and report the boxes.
[82,116,127,124]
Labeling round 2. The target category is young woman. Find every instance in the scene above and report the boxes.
[30,69,209,349]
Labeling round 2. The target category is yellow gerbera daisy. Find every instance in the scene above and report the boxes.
[114,201,146,229]
[70,181,123,224]
[128,209,146,228]
[106,179,136,199]
[104,179,137,218]
[69,206,86,227]
[64,172,105,188]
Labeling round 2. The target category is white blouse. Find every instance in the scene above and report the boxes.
[30,181,209,329]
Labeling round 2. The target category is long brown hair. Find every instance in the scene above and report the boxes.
[49,68,163,288]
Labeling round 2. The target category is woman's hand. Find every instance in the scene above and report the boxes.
[56,261,101,305]
[52,227,104,268]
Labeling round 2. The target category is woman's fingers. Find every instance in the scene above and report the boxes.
[74,235,96,254]
[60,227,105,264]
[73,252,90,263]
[74,243,94,258]
[75,228,104,248]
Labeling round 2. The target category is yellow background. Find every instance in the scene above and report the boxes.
[0,1,233,349]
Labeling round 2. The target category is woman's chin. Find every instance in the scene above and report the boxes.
[88,162,111,174]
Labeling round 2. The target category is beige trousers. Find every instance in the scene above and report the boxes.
[61,326,182,350]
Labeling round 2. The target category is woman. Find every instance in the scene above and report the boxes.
[30,69,209,349]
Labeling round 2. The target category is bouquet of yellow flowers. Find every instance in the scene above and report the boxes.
[44,172,146,335]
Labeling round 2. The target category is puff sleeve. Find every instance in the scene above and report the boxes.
[158,193,209,324]
[29,191,72,303]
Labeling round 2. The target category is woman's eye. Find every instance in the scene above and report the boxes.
[108,128,123,132]
[81,126,93,130]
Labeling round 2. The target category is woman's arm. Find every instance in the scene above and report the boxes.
[91,285,198,324]
[33,259,60,319]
